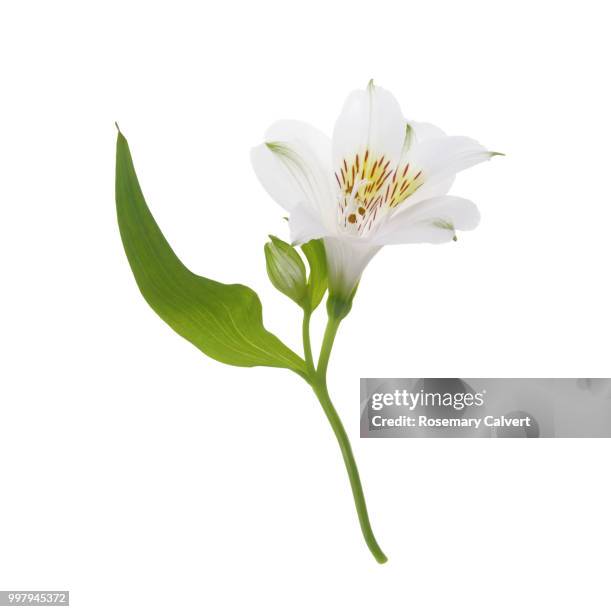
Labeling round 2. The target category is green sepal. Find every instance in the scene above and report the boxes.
[327,283,358,321]
[115,129,307,376]
[300,238,328,312]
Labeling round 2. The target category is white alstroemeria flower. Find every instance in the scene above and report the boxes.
[251,81,499,302]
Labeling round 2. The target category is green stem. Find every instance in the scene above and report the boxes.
[309,316,388,564]
[302,309,315,375]
[316,315,340,380]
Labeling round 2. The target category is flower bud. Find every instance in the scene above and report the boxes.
[264,235,308,307]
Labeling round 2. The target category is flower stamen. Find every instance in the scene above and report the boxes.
[335,151,425,236]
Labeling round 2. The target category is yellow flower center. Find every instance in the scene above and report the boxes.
[335,149,424,235]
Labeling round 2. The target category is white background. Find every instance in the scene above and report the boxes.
[1,1,610,610]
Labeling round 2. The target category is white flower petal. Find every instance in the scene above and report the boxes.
[265,120,332,174]
[251,121,335,229]
[397,121,446,161]
[251,143,302,212]
[332,82,405,171]
[396,120,455,205]
[288,202,327,245]
[372,196,480,245]
[408,120,447,145]
[398,175,455,207]
[324,236,381,298]
[407,136,496,186]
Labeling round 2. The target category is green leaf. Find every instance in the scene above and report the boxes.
[115,129,306,376]
[301,239,328,311]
